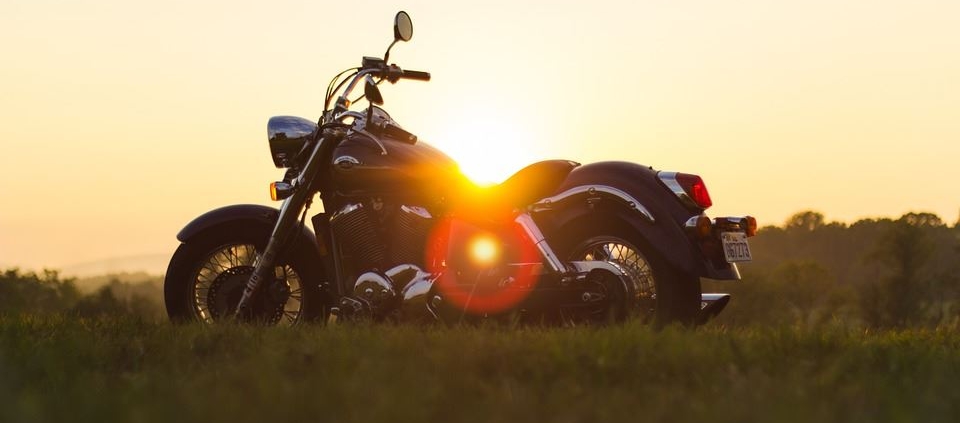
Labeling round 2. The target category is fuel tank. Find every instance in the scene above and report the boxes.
[331,131,462,202]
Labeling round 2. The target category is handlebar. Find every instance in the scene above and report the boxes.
[376,64,430,83]
[381,122,418,144]
[399,69,431,81]
[331,61,430,117]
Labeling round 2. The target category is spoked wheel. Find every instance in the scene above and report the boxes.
[193,244,307,325]
[553,220,701,327]
[569,236,657,323]
[165,227,327,325]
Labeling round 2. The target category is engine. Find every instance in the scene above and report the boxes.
[329,202,386,269]
[329,200,436,317]
[391,205,433,265]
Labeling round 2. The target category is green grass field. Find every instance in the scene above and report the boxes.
[2,317,959,423]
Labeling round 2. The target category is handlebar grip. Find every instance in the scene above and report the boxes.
[402,70,431,81]
[383,122,418,144]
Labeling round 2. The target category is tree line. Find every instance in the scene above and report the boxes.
[0,269,163,321]
[704,211,960,328]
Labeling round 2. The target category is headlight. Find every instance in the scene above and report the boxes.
[267,116,317,168]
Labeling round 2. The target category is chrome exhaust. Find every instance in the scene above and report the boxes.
[697,293,730,325]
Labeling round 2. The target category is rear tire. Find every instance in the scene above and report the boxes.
[164,225,328,325]
[551,218,701,327]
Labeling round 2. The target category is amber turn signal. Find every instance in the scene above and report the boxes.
[269,182,294,201]
[696,215,713,238]
[744,216,758,237]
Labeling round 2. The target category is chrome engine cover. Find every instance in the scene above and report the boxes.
[352,271,397,315]
[351,264,441,321]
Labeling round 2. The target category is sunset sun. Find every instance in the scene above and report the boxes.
[429,107,539,186]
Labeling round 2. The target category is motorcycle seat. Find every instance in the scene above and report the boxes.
[453,160,580,220]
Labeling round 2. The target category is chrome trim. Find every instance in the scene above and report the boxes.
[714,216,749,226]
[398,268,442,322]
[567,260,640,303]
[353,271,397,314]
[267,116,317,140]
[515,213,567,273]
[698,293,731,324]
[267,116,318,169]
[400,205,432,219]
[530,185,655,223]
[329,203,363,223]
[334,155,361,168]
[336,69,381,113]
[657,171,698,209]
[701,293,729,303]
[341,111,366,119]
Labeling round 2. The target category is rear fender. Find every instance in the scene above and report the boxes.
[176,204,322,257]
[532,161,739,280]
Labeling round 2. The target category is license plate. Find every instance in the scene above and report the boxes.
[721,232,753,263]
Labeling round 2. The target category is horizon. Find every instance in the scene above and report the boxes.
[2,0,958,270]
[3,208,954,275]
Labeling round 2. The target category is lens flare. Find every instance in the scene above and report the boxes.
[426,217,542,315]
[470,236,499,265]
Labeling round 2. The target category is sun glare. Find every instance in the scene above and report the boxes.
[429,108,539,186]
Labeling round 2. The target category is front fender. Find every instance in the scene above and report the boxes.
[533,161,739,280]
[176,204,321,256]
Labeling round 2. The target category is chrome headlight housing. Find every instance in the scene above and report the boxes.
[267,116,317,168]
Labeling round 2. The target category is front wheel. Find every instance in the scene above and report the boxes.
[553,219,701,326]
[164,226,327,325]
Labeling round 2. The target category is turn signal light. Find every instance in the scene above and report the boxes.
[696,215,713,238]
[685,214,714,238]
[269,181,294,201]
[745,216,758,237]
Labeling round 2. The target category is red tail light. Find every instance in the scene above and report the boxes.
[659,171,713,209]
[676,173,712,209]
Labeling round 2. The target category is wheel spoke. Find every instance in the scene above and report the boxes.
[571,236,658,321]
[189,243,305,326]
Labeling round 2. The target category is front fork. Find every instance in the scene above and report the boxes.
[233,131,338,317]
[233,193,307,317]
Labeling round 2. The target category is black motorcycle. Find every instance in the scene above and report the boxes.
[164,11,755,326]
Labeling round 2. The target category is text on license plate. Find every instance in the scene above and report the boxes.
[721,232,753,263]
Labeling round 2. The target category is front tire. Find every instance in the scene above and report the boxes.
[164,226,327,325]
[552,218,701,326]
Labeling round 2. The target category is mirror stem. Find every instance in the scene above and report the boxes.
[383,40,398,63]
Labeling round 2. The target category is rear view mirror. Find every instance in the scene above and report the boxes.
[364,76,384,105]
[394,11,413,42]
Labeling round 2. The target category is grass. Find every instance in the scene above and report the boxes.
[1,317,959,423]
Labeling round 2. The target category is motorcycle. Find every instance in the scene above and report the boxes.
[163,11,755,327]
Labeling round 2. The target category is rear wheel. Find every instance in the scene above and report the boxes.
[554,220,701,326]
[164,227,327,325]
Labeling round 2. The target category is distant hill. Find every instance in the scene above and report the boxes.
[60,254,168,278]
[73,271,163,293]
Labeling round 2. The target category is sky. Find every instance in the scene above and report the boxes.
[1,0,958,270]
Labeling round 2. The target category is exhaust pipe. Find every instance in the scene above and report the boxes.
[697,293,730,325]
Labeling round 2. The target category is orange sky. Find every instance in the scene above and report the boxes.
[1,0,958,270]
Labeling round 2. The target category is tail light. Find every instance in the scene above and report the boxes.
[658,172,713,209]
